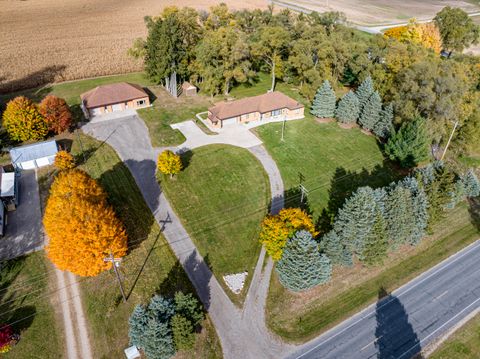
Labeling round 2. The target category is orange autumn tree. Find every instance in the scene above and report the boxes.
[44,169,127,276]
[38,95,72,134]
[259,208,317,261]
[384,19,442,53]
[157,150,182,178]
[54,150,75,170]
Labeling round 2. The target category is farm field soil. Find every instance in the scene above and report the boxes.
[266,203,479,341]
[160,145,270,304]
[272,0,479,26]
[0,0,268,93]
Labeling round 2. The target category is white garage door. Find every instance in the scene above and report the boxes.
[20,160,36,170]
[112,104,123,112]
[91,107,102,116]
[222,117,237,126]
[36,157,50,167]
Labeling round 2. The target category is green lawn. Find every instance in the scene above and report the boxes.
[266,203,479,341]
[255,118,396,223]
[64,133,222,359]
[430,313,480,359]
[0,253,63,358]
[160,145,270,301]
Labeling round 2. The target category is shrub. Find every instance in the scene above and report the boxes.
[259,208,317,261]
[38,95,72,134]
[157,150,182,178]
[462,169,480,198]
[54,150,75,170]
[44,169,127,276]
[2,96,48,142]
[276,230,332,291]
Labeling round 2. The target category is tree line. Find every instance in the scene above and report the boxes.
[260,163,480,292]
[132,4,480,156]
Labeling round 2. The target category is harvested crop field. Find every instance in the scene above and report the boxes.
[272,0,479,26]
[0,0,267,94]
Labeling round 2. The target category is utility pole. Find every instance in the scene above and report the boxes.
[104,250,127,303]
[440,120,459,161]
[299,184,308,205]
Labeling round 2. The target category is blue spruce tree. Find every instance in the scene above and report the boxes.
[335,90,360,124]
[401,177,428,244]
[276,230,332,292]
[143,320,176,359]
[384,183,414,249]
[462,169,480,198]
[356,76,374,112]
[359,91,382,132]
[321,230,353,267]
[129,305,150,349]
[311,80,336,118]
[373,103,394,138]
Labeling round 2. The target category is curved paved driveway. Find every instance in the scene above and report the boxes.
[82,115,293,359]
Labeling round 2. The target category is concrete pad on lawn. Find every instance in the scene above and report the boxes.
[0,170,43,261]
[171,120,262,151]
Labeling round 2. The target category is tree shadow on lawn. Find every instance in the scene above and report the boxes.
[99,160,159,251]
[178,148,194,170]
[317,164,398,234]
[0,257,37,336]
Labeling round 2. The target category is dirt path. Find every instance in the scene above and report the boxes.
[54,269,93,359]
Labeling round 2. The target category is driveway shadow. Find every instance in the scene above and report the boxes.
[375,287,423,358]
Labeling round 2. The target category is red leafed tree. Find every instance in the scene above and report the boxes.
[38,95,72,134]
[0,324,13,353]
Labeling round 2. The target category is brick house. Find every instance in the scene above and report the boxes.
[207,91,305,129]
[80,82,150,119]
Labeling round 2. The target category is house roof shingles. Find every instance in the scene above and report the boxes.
[80,82,148,109]
[208,91,304,122]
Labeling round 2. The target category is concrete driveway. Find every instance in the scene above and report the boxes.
[171,120,261,151]
[0,170,43,261]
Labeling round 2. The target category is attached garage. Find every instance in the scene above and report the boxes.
[80,82,150,120]
[10,140,58,170]
[222,117,238,126]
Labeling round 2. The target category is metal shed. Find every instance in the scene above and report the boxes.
[10,140,58,170]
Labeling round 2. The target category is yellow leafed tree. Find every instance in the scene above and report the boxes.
[54,150,75,170]
[44,169,127,276]
[259,208,317,261]
[384,19,442,53]
[157,150,183,178]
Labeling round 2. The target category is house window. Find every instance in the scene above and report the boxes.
[272,109,281,116]
[245,113,249,119]
[137,99,146,106]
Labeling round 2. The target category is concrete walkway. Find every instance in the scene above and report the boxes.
[82,115,293,358]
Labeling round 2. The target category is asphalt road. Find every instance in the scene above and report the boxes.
[288,239,480,359]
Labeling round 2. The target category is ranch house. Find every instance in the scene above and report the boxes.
[207,91,305,128]
[80,82,150,119]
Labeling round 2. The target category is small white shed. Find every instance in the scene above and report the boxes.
[10,140,58,170]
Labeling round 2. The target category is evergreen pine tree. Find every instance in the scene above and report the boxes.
[148,295,175,322]
[384,183,414,249]
[174,292,204,327]
[385,117,430,168]
[321,230,353,267]
[360,211,388,265]
[335,90,360,124]
[311,80,336,118]
[129,305,150,348]
[462,169,480,198]
[333,186,382,258]
[276,230,332,292]
[359,91,382,131]
[400,177,428,245]
[171,314,195,351]
[143,320,176,359]
[373,103,394,138]
[356,76,374,112]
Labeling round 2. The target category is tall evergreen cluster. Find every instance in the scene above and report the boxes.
[129,292,204,358]
[329,76,393,138]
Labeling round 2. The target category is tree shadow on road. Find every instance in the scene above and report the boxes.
[375,287,423,359]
